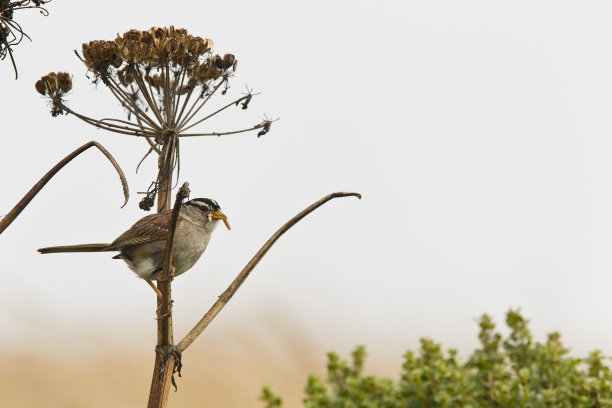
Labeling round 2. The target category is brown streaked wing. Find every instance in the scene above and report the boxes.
[108,211,180,249]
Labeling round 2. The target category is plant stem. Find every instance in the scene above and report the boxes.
[177,192,362,352]
[146,140,183,408]
[0,141,128,235]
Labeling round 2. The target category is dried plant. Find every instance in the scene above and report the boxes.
[35,26,280,408]
[1,0,52,79]
[34,26,360,408]
[36,26,274,211]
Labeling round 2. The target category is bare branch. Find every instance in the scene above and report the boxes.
[170,68,188,126]
[177,192,362,353]
[178,122,268,138]
[57,102,157,137]
[144,136,162,154]
[176,78,225,130]
[0,141,129,235]
[98,117,157,133]
[105,78,161,130]
[178,94,253,133]
[130,65,165,124]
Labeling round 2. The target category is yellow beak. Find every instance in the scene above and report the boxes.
[210,209,231,230]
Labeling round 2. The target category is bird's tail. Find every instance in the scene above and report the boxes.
[38,243,111,254]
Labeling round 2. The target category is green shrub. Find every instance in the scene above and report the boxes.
[261,310,612,407]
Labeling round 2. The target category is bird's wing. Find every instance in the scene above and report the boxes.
[108,211,181,249]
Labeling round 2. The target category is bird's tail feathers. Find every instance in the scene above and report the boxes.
[38,243,111,254]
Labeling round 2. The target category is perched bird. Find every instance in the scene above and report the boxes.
[38,198,230,297]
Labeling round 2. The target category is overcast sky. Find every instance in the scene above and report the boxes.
[3,0,612,363]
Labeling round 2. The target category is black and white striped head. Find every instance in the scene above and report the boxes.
[186,198,221,213]
[185,198,230,230]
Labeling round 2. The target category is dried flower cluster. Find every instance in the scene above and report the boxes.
[36,26,269,137]
[35,71,71,116]
[80,27,236,89]
[36,26,273,210]
[35,71,71,94]
[1,0,52,79]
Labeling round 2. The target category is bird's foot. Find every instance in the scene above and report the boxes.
[146,278,163,299]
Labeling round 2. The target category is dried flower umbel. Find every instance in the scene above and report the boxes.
[37,26,274,209]
[1,0,52,79]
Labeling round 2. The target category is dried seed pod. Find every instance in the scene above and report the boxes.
[222,53,235,69]
[57,72,72,93]
[140,31,153,45]
[202,38,213,53]
[165,37,179,54]
[89,44,100,62]
[186,37,199,54]
[35,79,47,95]
[117,69,127,86]
[100,45,114,61]
[45,72,58,90]
[156,37,168,53]
[149,26,166,39]
[213,54,224,69]
[174,28,188,37]
[208,64,221,79]
[124,29,141,41]
[36,72,72,96]
[111,55,123,68]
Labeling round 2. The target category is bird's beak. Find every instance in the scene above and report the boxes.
[210,209,231,230]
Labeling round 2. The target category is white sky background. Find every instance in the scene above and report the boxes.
[2,0,612,365]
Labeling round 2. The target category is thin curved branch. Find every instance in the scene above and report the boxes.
[178,123,266,137]
[58,102,157,137]
[0,141,129,235]
[105,78,161,130]
[170,68,188,126]
[178,94,252,133]
[98,117,157,133]
[176,78,225,130]
[130,65,165,124]
[144,136,162,154]
[177,191,362,352]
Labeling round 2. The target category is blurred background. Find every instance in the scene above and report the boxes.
[3,0,612,406]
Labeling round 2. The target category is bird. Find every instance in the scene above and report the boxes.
[38,198,230,298]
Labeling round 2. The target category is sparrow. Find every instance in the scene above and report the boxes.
[38,198,230,297]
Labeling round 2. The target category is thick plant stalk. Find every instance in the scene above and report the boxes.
[146,174,185,407]
[0,141,128,235]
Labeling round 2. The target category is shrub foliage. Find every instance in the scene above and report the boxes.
[261,310,612,407]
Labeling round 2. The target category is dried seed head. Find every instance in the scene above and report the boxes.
[213,54,224,69]
[81,40,122,73]
[145,73,164,90]
[124,29,141,42]
[165,37,179,54]
[149,26,166,39]
[222,53,235,70]
[35,72,72,116]
[34,79,46,95]
[117,66,136,86]
[37,71,72,95]
[173,27,188,37]
[81,27,217,79]
[57,72,72,93]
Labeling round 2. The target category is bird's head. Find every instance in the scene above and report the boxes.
[185,198,231,230]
